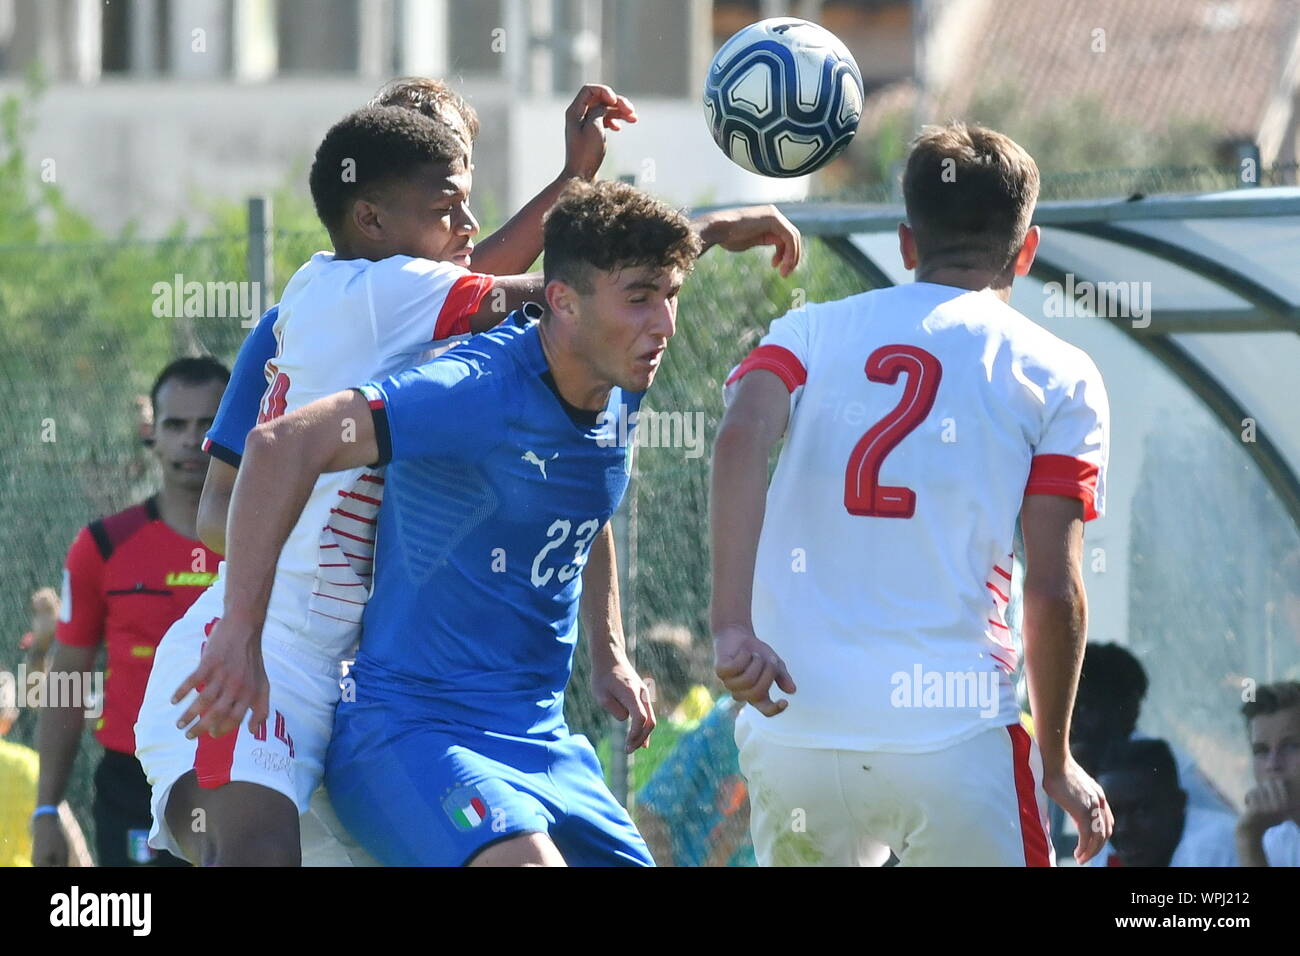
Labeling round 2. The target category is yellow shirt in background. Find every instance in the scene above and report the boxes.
[0,739,38,867]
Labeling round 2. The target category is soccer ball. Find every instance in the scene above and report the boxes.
[704,18,864,178]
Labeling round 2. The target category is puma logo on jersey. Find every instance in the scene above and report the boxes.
[521,450,558,479]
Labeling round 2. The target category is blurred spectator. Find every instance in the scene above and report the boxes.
[636,694,754,867]
[599,624,714,792]
[1051,643,1232,859]
[33,357,226,867]
[1088,738,1236,867]
[1236,680,1300,866]
[1073,644,1231,806]
[0,704,91,867]
[19,587,59,674]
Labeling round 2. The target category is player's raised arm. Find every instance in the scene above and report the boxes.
[709,369,797,716]
[472,84,637,275]
[172,389,378,740]
[690,205,803,277]
[1020,494,1112,864]
[463,272,547,333]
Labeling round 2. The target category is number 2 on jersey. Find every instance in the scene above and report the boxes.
[844,344,942,519]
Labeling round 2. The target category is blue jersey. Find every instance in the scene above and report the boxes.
[354,320,641,738]
[203,306,279,466]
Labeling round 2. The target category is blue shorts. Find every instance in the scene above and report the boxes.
[324,698,653,867]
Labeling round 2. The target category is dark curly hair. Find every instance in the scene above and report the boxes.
[370,76,480,146]
[542,180,701,294]
[309,105,465,236]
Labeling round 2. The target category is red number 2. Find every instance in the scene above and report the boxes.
[843,344,943,518]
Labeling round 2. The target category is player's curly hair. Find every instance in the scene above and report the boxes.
[902,121,1040,276]
[309,106,465,236]
[370,76,480,147]
[542,180,702,294]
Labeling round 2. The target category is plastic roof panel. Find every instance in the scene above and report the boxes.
[1171,331,1300,482]
[1035,226,1249,313]
[1115,217,1300,308]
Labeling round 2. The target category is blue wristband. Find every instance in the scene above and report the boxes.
[31,804,59,821]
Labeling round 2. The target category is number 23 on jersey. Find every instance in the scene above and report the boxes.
[530,518,601,587]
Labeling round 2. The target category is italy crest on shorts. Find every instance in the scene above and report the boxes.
[443,784,490,830]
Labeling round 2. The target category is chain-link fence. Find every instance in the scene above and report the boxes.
[0,215,855,864]
[3,167,1294,865]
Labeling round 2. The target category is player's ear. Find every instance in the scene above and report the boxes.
[898,222,918,271]
[1013,225,1040,277]
[352,197,384,241]
[545,278,578,323]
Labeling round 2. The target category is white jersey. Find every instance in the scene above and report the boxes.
[1264,820,1300,866]
[726,282,1109,753]
[224,251,492,660]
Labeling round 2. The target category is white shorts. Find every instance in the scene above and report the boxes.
[135,600,343,862]
[736,715,1054,867]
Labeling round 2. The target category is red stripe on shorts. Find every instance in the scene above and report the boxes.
[194,722,239,789]
[1007,723,1052,867]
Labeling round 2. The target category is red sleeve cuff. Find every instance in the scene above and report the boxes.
[1025,454,1100,521]
[434,274,495,340]
[725,344,807,393]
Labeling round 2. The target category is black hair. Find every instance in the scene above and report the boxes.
[1079,643,1149,703]
[542,179,701,294]
[308,105,466,235]
[149,356,230,413]
[1099,738,1180,791]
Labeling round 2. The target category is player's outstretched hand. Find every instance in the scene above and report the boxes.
[592,653,656,753]
[1042,757,1113,865]
[692,205,802,277]
[563,83,637,182]
[714,625,796,717]
[171,616,270,742]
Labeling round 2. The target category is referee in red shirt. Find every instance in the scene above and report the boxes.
[33,357,228,866]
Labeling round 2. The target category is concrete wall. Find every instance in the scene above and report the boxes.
[3,79,804,238]
[2,77,512,236]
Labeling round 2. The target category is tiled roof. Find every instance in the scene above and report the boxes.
[930,0,1300,141]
